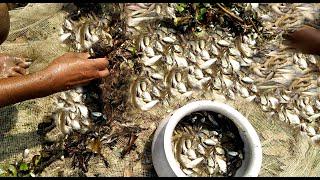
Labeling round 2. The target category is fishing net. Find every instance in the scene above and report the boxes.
[0,3,320,177]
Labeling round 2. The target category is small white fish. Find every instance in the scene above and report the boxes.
[217,40,230,47]
[186,139,192,149]
[91,112,102,117]
[185,157,204,169]
[90,35,99,43]
[207,156,214,167]
[64,19,73,30]
[23,149,30,159]
[175,72,182,82]
[240,43,253,57]
[166,54,173,65]
[162,36,175,43]
[305,105,315,116]
[142,92,152,102]
[216,157,227,173]
[70,120,81,130]
[199,39,205,50]
[59,33,71,43]
[188,52,197,63]
[229,59,241,72]
[240,87,250,98]
[212,77,222,90]
[201,50,210,60]
[61,124,72,135]
[152,86,161,97]
[173,44,183,53]
[194,69,204,79]
[245,95,256,102]
[155,41,164,52]
[211,44,219,55]
[228,151,239,156]
[197,144,206,155]
[145,47,155,57]
[128,16,158,27]
[182,169,193,175]
[307,113,320,122]
[140,81,147,91]
[311,134,320,144]
[215,147,225,155]
[143,55,162,66]
[227,89,236,100]
[286,110,300,124]
[199,59,216,69]
[177,82,187,94]
[241,77,254,84]
[140,100,159,111]
[268,96,279,109]
[151,73,163,80]
[203,139,217,146]
[173,53,188,68]
[77,104,89,118]
[144,36,150,46]
[229,48,241,57]
[315,100,320,110]
[187,149,197,160]
[306,126,316,136]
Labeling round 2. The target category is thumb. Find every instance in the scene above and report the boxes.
[98,69,110,77]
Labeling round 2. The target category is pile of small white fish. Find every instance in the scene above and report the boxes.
[59,12,113,54]
[55,11,115,135]
[52,87,105,135]
[56,3,320,142]
[125,3,320,141]
[172,111,243,177]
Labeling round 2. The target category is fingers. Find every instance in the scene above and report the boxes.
[98,69,110,77]
[12,66,27,75]
[282,33,294,41]
[12,57,25,65]
[90,58,109,70]
[11,57,32,68]
[8,70,23,77]
[18,61,32,68]
[76,52,90,59]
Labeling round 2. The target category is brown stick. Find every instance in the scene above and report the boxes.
[216,3,244,23]
[249,18,260,35]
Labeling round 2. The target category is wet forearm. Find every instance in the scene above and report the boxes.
[0,70,55,107]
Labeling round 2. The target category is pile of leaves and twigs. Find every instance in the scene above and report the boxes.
[162,3,274,43]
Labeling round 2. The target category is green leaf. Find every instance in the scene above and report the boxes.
[127,47,136,56]
[19,163,29,171]
[176,3,187,13]
[176,6,184,13]
[197,8,207,21]
[8,165,17,176]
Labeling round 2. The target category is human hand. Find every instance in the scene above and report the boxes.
[283,25,320,55]
[44,52,109,92]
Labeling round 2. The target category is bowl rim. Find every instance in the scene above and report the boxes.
[162,100,262,177]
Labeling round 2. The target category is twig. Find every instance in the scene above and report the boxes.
[249,18,260,35]
[121,133,138,158]
[216,3,244,23]
[34,150,64,174]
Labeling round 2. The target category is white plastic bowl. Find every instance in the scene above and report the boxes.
[151,100,262,177]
